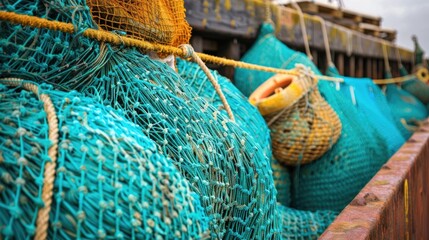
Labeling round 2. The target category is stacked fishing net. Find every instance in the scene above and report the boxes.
[234,23,320,97]
[177,58,338,239]
[326,65,405,156]
[235,22,390,212]
[278,204,338,240]
[0,79,208,239]
[249,69,342,166]
[400,66,429,105]
[176,58,272,160]
[86,0,191,47]
[0,1,280,238]
[385,83,428,132]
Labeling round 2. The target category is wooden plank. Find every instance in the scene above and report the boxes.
[190,35,204,52]
[365,58,372,78]
[219,39,241,81]
[349,55,356,77]
[337,53,345,75]
[184,0,414,61]
[357,56,364,77]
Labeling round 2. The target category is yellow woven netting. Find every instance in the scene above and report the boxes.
[87,0,192,47]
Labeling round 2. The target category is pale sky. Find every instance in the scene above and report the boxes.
[343,0,429,53]
[275,0,429,54]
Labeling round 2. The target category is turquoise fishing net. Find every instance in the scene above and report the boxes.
[278,204,337,240]
[0,80,208,239]
[293,80,390,211]
[176,58,339,239]
[0,1,280,238]
[234,23,321,97]
[385,83,428,128]
[233,22,390,211]
[271,158,292,207]
[326,65,405,156]
[400,66,429,105]
[176,58,272,160]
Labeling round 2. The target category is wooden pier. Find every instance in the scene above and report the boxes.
[184,0,414,80]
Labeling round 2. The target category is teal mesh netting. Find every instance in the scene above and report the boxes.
[293,79,390,211]
[176,58,272,160]
[176,58,339,239]
[400,66,429,105]
[0,80,208,239]
[234,23,321,97]
[326,65,405,156]
[278,204,337,240]
[385,83,428,129]
[233,22,390,212]
[0,1,280,238]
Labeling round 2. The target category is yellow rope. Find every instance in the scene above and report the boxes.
[180,44,235,121]
[0,11,299,76]
[373,74,416,84]
[290,1,313,61]
[0,78,59,240]
[0,10,412,85]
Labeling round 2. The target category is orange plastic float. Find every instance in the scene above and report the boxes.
[249,68,342,166]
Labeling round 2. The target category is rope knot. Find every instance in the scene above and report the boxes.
[179,44,195,59]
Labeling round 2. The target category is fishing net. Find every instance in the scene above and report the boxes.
[271,158,292,207]
[233,22,389,211]
[0,1,280,238]
[400,66,429,105]
[0,80,209,239]
[86,0,191,47]
[249,71,341,166]
[278,204,338,240]
[326,65,405,156]
[234,23,321,97]
[176,57,340,238]
[176,58,272,160]
[176,59,300,223]
[293,80,390,211]
[385,83,428,130]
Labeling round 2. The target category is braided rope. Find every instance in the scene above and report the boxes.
[313,15,333,65]
[0,78,59,240]
[290,1,313,61]
[180,44,235,121]
[0,11,299,76]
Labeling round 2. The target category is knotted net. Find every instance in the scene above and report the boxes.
[0,1,279,238]
[234,22,390,212]
[0,80,208,239]
[326,65,405,156]
[176,58,338,239]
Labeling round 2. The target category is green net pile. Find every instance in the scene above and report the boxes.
[0,1,280,238]
[278,204,337,240]
[400,66,429,105]
[0,80,208,239]
[326,65,405,155]
[234,22,390,212]
[176,58,272,160]
[234,23,320,97]
[385,83,428,129]
[177,59,340,238]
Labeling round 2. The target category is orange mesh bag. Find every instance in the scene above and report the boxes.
[250,67,342,166]
[87,0,192,47]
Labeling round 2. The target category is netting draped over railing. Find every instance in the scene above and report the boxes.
[0,1,280,238]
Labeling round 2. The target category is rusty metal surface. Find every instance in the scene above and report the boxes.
[320,120,429,240]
